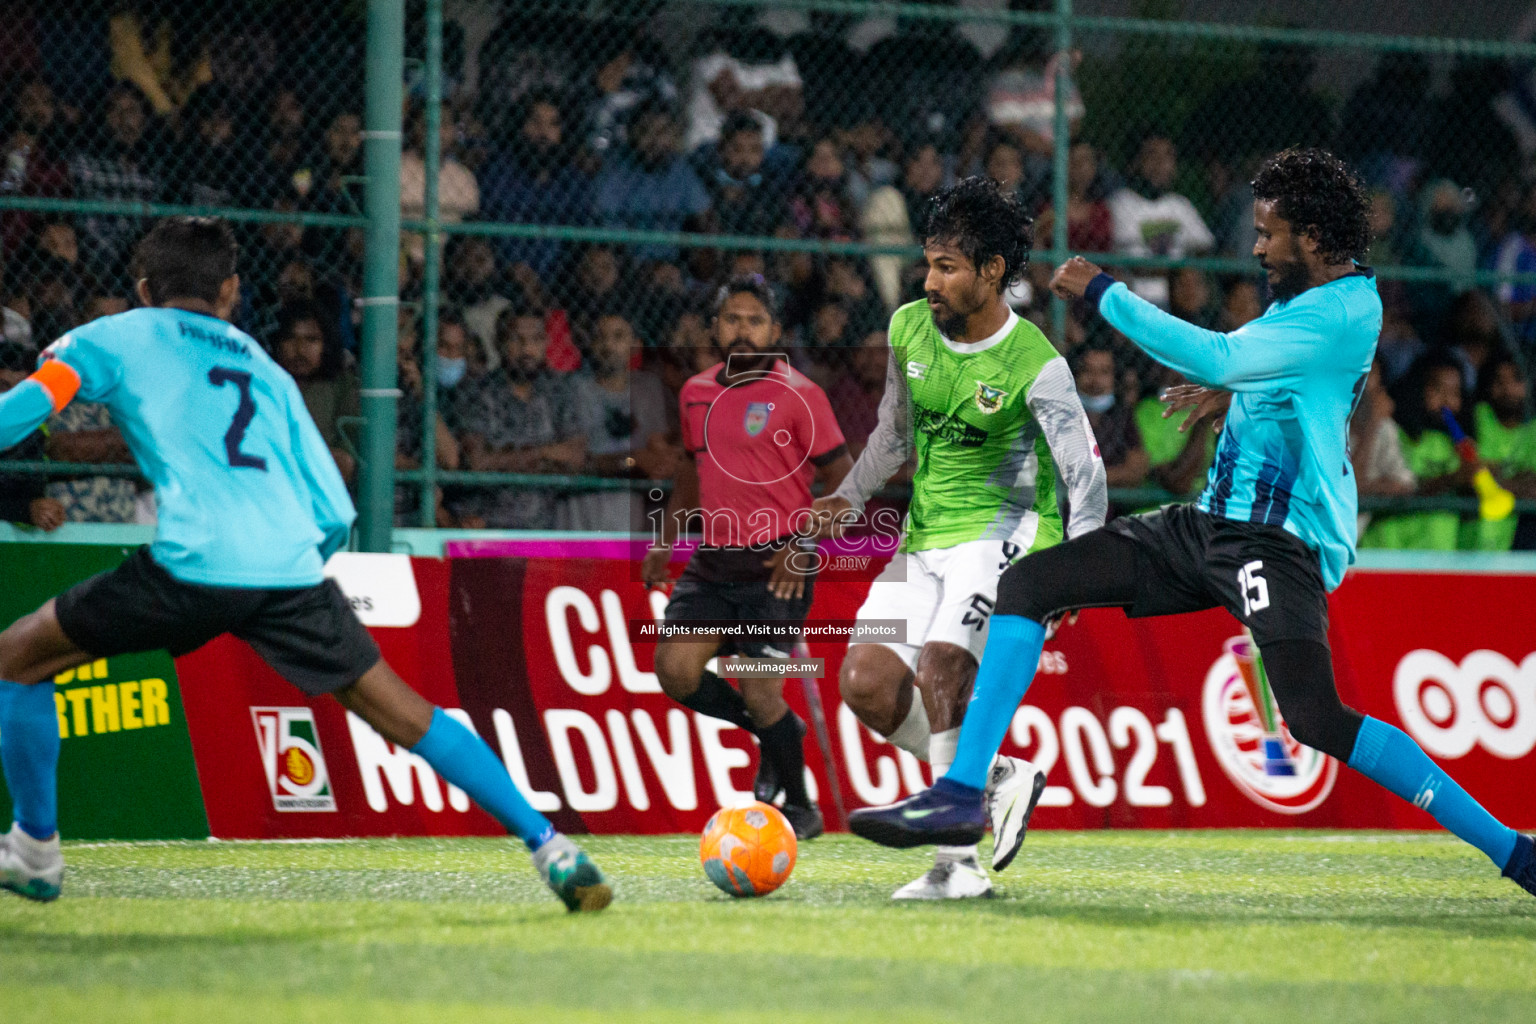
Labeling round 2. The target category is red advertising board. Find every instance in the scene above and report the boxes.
[174,549,1536,838]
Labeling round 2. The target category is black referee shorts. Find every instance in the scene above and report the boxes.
[54,547,382,696]
[664,545,815,658]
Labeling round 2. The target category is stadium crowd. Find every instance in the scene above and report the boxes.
[3,1,1536,548]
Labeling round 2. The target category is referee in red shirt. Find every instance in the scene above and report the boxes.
[642,275,852,839]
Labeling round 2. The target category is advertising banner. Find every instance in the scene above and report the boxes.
[172,543,1536,838]
[0,544,209,840]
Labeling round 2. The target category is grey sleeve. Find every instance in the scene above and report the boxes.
[1027,357,1108,539]
[832,336,911,512]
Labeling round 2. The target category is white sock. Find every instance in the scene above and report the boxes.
[929,728,978,862]
[885,695,930,761]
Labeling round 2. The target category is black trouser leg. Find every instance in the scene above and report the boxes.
[1255,638,1364,762]
[994,528,1144,621]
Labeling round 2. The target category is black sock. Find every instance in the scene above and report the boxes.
[758,712,809,806]
[677,671,756,733]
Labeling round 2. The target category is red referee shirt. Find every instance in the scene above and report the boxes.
[679,358,846,548]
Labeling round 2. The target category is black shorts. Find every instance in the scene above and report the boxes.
[1105,503,1329,647]
[665,548,815,659]
[54,547,382,696]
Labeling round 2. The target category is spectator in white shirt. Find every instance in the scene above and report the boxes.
[1108,133,1214,307]
[685,19,803,153]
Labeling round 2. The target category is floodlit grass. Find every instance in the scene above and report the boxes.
[2,832,1533,1022]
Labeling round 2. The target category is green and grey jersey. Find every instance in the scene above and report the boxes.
[834,300,1107,554]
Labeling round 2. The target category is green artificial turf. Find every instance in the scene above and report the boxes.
[1,832,1533,1023]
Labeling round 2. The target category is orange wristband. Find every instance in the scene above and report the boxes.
[30,359,82,412]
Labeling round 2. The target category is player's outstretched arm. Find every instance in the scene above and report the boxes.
[1028,358,1107,537]
[0,362,81,450]
[1054,257,1328,391]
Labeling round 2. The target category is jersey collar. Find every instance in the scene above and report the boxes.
[939,308,1018,355]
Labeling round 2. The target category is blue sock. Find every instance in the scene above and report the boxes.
[945,615,1047,789]
[411,707,556,851]
[1349,716,1518,870]
[0,680,61,840]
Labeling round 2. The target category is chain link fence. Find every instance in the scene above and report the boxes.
[5,0,1536,551]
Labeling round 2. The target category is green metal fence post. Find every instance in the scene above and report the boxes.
[1049,0,1073,347]
[418,0,443,528]
[357,0,406,553]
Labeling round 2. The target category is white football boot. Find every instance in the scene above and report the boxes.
[0,822,64,902]
[986,756,1047,872]
[891,850,993,899]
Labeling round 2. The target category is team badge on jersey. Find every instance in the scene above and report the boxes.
[744,401,772,436]
[974,381,1008,415]
[252,707,336,812]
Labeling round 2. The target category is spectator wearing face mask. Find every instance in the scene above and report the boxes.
[393,310,471,527]
[1070,343,1147,497]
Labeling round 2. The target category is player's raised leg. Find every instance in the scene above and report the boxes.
[848,532,1141,849]
[334,660,612,912]
[1259,639,1535,895]
[0,600,97,901]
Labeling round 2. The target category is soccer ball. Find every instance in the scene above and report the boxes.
[699,801,797,897]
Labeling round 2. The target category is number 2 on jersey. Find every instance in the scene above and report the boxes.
[208,367,268,471]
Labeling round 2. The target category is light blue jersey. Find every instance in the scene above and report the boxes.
[0,307,354,587]
[1094,270,1382,590]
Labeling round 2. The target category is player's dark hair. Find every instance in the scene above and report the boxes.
[923,176,1033,293]
[1250,148,1370,265]
[713,273,780,322]
[134,217,239,305]
[1391,351,1466,441]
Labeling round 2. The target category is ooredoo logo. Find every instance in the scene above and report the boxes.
[1393,649,1536,760]
[252,707,336,812]
[1201,636,1337,814]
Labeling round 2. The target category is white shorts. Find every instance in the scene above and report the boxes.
[853,538,1025,672]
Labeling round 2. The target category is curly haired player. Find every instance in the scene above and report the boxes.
[813,177,1106,898]
[848,148,1536,903]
